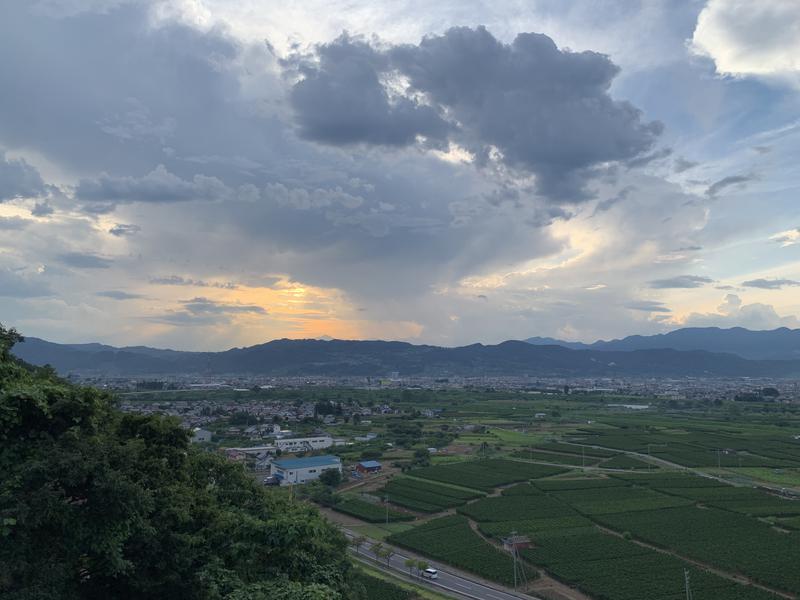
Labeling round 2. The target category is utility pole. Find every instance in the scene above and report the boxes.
[684,569,693,600]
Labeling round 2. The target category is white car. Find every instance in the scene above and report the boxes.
[422,568,438,580]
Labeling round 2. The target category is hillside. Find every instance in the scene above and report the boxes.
[12,335,800,378]
[526,327,800,361]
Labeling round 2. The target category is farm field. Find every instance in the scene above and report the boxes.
[411,458,567,491]
[380,476,484,513]
[387,514,533,586]
[334,498,414,522]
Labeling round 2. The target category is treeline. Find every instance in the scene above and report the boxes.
[0,325,371,600]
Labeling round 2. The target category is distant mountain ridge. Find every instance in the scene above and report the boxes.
[525,327,800,361]
[11,334,800,378]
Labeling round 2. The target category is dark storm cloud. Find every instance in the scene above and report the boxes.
[741,278,800,290]
[58,252,113,269]
[705,174,755,197]
[287,26,662,201]
[96,290,145,300]
[0,152,45,201]
[31,202,54,217]
[0,268,51,298]
[287,34,450,146]
[648,275,713,288]
[625,300,671,313]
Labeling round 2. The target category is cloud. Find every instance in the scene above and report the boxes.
[96,290,145,300]
[286,33,450,147]
[108,223,141,237]
[0,268,51,298]
[625,300,671,313]
[649,275,714,289]
[684,293,800,329]
[0,152,45,201]
[75,164,231,210]
[31,201,54,216]
[692,0,800,81]
[741,278,800,289]
[705,174,754,197]
[673,157,698,173]
[150,275,238,289]
[58,252,113,269]
[287,26,662,201]
[0,216,32,230]
[771,227,800,247]
[150,296,267,326]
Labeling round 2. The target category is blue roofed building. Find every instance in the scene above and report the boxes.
[355,460,382,474]
[270,455,342,485]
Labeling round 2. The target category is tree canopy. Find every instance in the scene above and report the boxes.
[0,325,361,599]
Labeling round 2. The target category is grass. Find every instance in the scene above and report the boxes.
[723,467,800,487]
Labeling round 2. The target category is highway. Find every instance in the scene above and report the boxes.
[344,529,537,600]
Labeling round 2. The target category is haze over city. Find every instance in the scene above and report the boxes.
[2,0,800,350]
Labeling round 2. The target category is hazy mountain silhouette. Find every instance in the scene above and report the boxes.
[525,327,800,361]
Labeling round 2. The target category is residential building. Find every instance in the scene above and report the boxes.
[275,435,333,452]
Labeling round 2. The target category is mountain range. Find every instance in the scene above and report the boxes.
[10,327,800,378]
[525,327,800,361]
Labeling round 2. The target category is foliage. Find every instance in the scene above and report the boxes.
[381,477,482,512]
[0,325,356,600]
[411,459,566,491]
[350,571,413,600]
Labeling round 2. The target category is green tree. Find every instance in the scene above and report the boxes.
[0,325,357,600]
[318,469,342,488]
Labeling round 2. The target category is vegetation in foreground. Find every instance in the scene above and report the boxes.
[0,326,364,600]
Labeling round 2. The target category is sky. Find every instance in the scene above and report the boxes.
[1,0,800,349]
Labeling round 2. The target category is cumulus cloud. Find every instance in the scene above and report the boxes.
[31,201,54,217]
[741,278,800,290]
[0,152,45,201]
[649,275,714,289]
[0,216,32,230]
[287,26,662,201]
[692,0,800,81]
[684,293,800,329]
[75,165,231,210]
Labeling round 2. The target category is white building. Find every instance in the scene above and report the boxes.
[191,427,213,443]
[270,455,342,485]
[275,435,333,453]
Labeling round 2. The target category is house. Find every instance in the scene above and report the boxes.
[355,460,382,474]
[191,427,213,443]
[270,455,342,485]
[275,435,333,453]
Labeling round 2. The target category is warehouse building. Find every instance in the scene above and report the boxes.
[275,435,333,453]
[270,455,342,485]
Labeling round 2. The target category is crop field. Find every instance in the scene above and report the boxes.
[657,486,800,516]
[600,454,652,470]
[458,492,577,521]
[549,485,694,515]
[512,449,601,466]
[531,442,620,458]
[334,498,414,522]
[387,515,531,586]
[380,477,483,512]
[595,505,800,594]
[534,477,628,491]
[411,458,566,491]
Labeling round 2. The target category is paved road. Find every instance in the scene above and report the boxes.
[344,530,536,600]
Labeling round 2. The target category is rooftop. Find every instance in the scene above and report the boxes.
[272,455,341,470]
[358,460,381,468]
